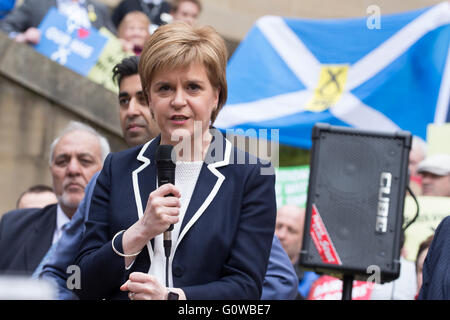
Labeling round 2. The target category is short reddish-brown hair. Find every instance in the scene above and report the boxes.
[139,22,228,125]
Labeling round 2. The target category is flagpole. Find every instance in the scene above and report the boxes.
[342,275,354,300]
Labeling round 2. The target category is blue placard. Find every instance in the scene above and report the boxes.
[34,7,108,76]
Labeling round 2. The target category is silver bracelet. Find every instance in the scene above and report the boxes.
[111,230,142,258]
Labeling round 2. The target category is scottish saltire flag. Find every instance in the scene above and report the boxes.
[215,2,450,149]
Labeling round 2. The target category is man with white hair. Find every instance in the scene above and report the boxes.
[417,153,450,197]
[0,121,109,275]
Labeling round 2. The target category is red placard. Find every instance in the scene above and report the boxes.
[308,275,375,300]
[310,204,342,265]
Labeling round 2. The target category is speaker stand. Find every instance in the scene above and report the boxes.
[341,275,354,300]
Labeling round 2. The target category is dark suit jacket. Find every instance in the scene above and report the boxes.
[0,204,57,275]
[111,0,171,27]
[0,0,115,35]
[75,131,277,299]
[418,216,450,300]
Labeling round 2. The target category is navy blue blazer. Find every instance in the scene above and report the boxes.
[0,204,57,275]
[418,216,450,300]
[75,131,277,299]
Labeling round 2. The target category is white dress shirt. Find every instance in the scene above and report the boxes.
[148,161,203,287]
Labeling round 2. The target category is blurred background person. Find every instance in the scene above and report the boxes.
[408,136,427,195]
[170,0,201,25]
[417,153,450,197]
[16,184,57,209]
[0,0,115,45]
[415,234,434,299]
[117,11,151,55]
[0,121,109,275]
[112,0,171,33]
[275,204,318,299]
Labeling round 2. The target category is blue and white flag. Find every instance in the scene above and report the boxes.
[215,3,450,149]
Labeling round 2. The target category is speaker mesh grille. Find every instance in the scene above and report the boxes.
[301,128,410,281]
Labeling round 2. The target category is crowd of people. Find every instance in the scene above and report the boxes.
[0,0,202,55]
[0,0,449,301]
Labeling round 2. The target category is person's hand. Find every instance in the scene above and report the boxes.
[120,272,186,300]
[139,183,181,239]
[15,27,41,44]
[120,272,167,300]
[121,184,180,265]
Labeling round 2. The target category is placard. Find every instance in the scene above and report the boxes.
[274,165,309,208]
[87,28,133,93]
[403,196,450,261]
[34,8,109,78]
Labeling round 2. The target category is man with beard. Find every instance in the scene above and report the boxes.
[0,121,109,275]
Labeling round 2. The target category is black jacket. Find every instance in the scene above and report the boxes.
[111,0,171,27]
[0,204,57,275]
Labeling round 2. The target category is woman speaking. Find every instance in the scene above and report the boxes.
[75,22,277,300]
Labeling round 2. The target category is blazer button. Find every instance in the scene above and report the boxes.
[173,266,183,277]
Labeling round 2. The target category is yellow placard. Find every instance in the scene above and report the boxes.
[426,123,450,156]
[403,195,450,261]
[87,27,133,93]
[305,64,349,112]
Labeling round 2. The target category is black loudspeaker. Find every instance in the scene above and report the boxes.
[299,123,411,283]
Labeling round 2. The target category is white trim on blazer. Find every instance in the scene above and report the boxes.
[132,138,155,262]
[131,137,232,268]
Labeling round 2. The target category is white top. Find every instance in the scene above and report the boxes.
[53,204,71,245]
[148,161,203,287]
[370,257,418,300]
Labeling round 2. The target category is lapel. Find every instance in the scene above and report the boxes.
[132,136,160,261]
[25,205,57,272]
[174,129,232,251]
[131,131,232,259]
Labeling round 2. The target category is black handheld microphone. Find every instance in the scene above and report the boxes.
[156,145,176,262]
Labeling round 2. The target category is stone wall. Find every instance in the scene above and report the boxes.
[0,32,127,216]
